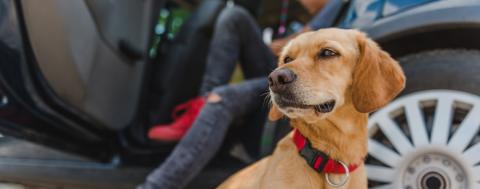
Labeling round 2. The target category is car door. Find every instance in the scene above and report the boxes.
[0,0,161,161]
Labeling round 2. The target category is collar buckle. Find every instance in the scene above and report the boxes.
[299,139,329,172]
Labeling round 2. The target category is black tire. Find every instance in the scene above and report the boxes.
[398,49,480,95]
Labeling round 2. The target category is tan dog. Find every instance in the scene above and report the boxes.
[218,28,405,189]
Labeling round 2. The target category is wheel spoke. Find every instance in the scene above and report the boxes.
[405,100,429,147]
[473,166,480,182]
[464,143,480,165]
[448,106,480,152]
[368,139,402,167]
[376,115,413,155]
[366,165,395,182]
[431,97,454,145]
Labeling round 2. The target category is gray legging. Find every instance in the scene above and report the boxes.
[137,6,276,189]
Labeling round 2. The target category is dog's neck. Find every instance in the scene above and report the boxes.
[290,102,368,165]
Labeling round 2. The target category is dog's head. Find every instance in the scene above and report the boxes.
[268,28,405,123]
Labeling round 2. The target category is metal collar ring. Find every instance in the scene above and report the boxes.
[325,160,350,188]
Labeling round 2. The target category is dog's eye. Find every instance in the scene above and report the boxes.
[283,56,294,64]
[317,49,338,58]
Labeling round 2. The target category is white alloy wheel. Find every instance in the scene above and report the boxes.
[367,90,480,189]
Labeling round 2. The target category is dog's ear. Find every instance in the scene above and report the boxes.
[268,104,284,121]
[352,31,406,113]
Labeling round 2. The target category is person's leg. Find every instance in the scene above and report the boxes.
[236,12,277,80]
[138,78,268,189]
[147,6,275,141]
[199,6,275,94]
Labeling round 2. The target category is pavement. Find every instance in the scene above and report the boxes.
[0,136,87,189]
[0,183,24,189]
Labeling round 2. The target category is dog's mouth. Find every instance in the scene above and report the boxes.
[313,100,336,113]
[275,97,336,113]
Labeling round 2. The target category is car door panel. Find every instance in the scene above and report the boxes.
[20,0,158,130]
[0,0,161,160]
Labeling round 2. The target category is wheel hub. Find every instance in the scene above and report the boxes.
[403,153,466,189]
[421,171,446,189]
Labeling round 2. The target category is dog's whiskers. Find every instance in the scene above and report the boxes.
[261,91,272,108]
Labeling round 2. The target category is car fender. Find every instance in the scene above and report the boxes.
[358,1,480,41]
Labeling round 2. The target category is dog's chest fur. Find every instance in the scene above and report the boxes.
[218,132,367,189]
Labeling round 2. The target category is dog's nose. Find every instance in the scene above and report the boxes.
[268,68,296,92]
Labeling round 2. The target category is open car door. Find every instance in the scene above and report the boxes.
[0,0,160,161]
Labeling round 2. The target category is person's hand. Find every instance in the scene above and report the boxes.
[270,38,289,56]
[269,26,312,56]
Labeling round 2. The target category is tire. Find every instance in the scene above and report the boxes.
[399,49,480,95]
[366,49,480,189]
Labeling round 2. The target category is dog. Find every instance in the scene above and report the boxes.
[218,28,405,189]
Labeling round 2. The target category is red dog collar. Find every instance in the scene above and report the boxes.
[293,129,358,174]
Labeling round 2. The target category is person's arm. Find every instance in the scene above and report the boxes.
[269,0,343,56]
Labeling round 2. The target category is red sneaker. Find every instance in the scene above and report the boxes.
[148,96,206,141]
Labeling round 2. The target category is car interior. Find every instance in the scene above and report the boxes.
[1,0,316,187]
[12,0,329,163]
